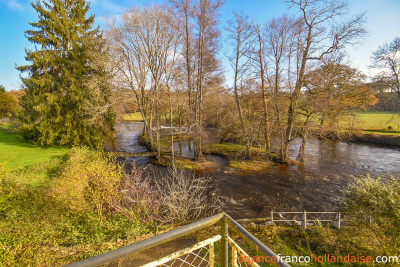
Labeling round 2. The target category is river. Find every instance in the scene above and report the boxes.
[116,123,400,219]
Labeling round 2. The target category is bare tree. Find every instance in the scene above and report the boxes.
[193,0,224,161]
[280,0,367,163]
[108,5,181,161]
[252,22,271,153]
[371,37,400,99]
[225,11,255,159]
[263,15,298,159]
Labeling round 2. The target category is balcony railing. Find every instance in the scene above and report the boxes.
[65,212,290,267]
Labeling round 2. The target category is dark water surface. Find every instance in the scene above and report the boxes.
[116,123,400,219]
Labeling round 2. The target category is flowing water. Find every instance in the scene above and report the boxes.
[116,123,400,219]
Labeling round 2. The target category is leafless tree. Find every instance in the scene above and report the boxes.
[107,5,181,161]
[192,0,224,161]
[251,21,271,153]
[263,15,298,159]
[225,11,255,159]
[371,37,400,99]
[280,0,367,163]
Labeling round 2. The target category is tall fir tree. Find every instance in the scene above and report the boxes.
[17,0,115,148]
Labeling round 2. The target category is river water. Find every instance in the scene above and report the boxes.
[116,123,400,219]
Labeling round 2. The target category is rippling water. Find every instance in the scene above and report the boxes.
[116,123,400,219]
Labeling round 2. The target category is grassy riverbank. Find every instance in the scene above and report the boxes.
[0,126,155,266]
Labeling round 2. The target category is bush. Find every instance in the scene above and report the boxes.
[155,167,219,223]
[111,165,160,226]
[341,174,400,251]
[54,147,123,217]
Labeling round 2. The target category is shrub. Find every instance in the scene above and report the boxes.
[54,147,123,217]
[155,167,219,223]
[111,165,160,226]
[341,174,400,250]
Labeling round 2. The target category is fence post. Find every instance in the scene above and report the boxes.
[221,220,228,267]
[302,211,307,229]
[271,211,274,223]
[333,212,341,229]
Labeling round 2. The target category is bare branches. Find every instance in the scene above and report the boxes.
[371,37,400,98]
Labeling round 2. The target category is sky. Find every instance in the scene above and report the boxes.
[0,0,399,91]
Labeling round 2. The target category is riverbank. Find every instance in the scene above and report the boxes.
[317,129,400,147]
[354,131,400,147]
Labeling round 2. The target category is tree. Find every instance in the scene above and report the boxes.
[0,85,17,118]
[279,0,366,163]
[296,61,377,162]
[108,4,181,161]
[225,11,255,159]
[192,0,224,161]
[263,15,298,158]
[17,0,115,148]
[371,37,400,99]
[252,21,271,153]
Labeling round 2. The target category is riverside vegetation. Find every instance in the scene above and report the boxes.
[1,0,399,265]
[1,124,399,265]
[0,125,217,265]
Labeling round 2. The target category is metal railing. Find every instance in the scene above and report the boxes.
[65,212,290,267]
[271,211,341,229]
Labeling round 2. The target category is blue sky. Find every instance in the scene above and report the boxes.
[0,0,399,90]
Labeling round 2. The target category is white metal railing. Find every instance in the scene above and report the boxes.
[270,211,341,229]
[66,212,290,267]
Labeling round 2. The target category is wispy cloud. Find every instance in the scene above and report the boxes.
[91,0,124,15]
[2,0,23,10]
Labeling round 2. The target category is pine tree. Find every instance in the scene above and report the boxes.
[17,0,115,148]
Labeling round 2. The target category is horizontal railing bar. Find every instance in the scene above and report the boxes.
[272,212,338,214]
[273,220,334,222]
[65,213,225,267]
[223,214,290,267]
[141,235,222,267]
[272,212,303,214]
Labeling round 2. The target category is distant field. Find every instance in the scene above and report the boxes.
[123,112,178,122]
[356,112,400,131]
[0,124,69,171]
[124,112,143,122]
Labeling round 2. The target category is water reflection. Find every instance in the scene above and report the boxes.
[116,123,400,219]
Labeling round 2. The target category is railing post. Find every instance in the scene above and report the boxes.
[271,210,274,223]
[333,212,341,229]
[221,220,229,267]
[302,211,307,229]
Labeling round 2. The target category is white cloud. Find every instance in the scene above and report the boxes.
[90,0,124,15]
[3,0,23,10]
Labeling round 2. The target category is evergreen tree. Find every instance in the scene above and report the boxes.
[17,0,115,148]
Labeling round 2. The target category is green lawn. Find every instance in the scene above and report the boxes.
[356,112,400,131]
[123,112,179,122]
[0,124,69,171]
[123,112,143,122]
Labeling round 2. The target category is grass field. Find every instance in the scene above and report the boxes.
[0,124,69,171]
[123,112,143,122]
[356,112,400,131]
